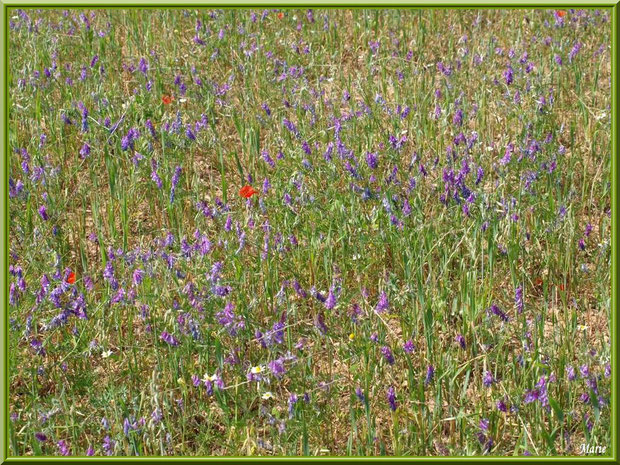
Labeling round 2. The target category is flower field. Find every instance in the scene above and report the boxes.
[7,8,612,456]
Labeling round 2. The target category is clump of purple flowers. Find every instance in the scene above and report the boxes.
[160,331,180,347]
[215,302,245,336]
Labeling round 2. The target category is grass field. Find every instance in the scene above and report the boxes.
[7,8,612,457]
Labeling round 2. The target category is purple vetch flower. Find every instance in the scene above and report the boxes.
[496,399,508,412]
[425,365,435,386]
[403,340,415,354]
[515,286,524,314]
[503,65,514,85]
[270,321,285,345]
[102,435,115,455]
[110,287,125,305]
[132,268,144,287]
[170,165,182,204]
[145,119,156,137]
[483,371,496,387]
[151,408,163,424]
[160,331,180,347]
[79,143,91,158]
[282,118,299,138]
[456,334,466,349]
[315,313,328,335]
[585,375,599,395]
[215,302,245,336]
[527,376,550,407]
[325,287,337,310]
[381,346,395,365]
[566,365,577,381]
[38,205,48,221]
[35,432,47,442]
[288,393,299,418]
[523,389,539,404]
[79,102,89,132]
[31,338,46,356]
[302,140,312,155]
[387,386,397,411]
[569,42,582,63]
[151,163,163,189]
[57,440,70,456]
[375,291,389,313]
[18,159,29,176]
[452,108,463,127]
[489,303,509,322]
[262,150,275,168]
[9,283,18,306]
[479,418,490,432]
[268,358,286,378]
[369,40,380,55]
[292,280,307,298]
[261,177,271,195]
[433,103,442,120]
[402,198,412,217]
[138,57,148,74]
[366,152,378,169]
[349,303,362,323]
[500,143,514,166]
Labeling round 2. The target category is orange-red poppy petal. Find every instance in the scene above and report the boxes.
[239,185,258,199]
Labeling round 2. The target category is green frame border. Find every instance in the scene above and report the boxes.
[0,2,617,462]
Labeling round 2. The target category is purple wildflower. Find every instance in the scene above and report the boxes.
[387,386,397,411]
[38,205,48,221]
[425,365,435,386]
[366,152,378,169]
[160,331,180,347]
[57,440,70,456]
[489,304,509,322]
[483,371,496,387]
[375,291,389,313]
[216,302,245,336]
[403,340,415,354]
[325,287,337,310]
[381,346,395,365]
[515,286,524,314]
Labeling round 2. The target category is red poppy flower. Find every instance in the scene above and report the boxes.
[277,12,284,19]
[66,272,76,284]
[559,283,565,291]
[239,185,258,199]
[162,95,173,105]
[556,10,566,17]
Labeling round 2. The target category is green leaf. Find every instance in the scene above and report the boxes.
[549,397,564,423]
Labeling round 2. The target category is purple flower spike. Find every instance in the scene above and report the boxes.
[387,386,397,411]
[160,331,180,347]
